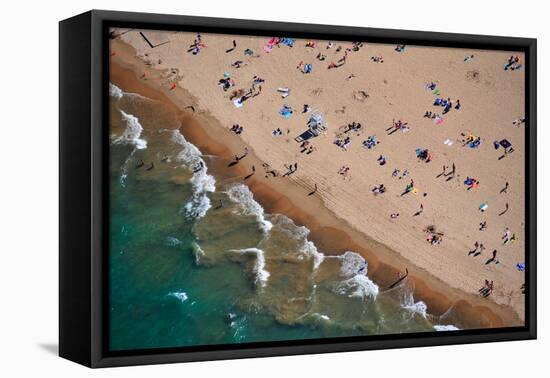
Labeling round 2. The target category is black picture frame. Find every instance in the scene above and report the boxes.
[59,9,537,368]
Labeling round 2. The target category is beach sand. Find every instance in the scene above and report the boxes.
[109,28,526,327]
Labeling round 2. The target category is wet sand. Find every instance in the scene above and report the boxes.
[109,37,524,328]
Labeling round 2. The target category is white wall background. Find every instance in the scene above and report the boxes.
[0,0,546,376]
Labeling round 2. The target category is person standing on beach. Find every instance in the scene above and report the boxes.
[438,165,447,178]
[499,202,510,216]
[308,183,318,196]
[501,181,509,194]
[485,250,499,265]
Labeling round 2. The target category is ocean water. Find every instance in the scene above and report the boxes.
[109,83,457,351]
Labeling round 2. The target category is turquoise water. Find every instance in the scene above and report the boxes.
[108,84,455,352]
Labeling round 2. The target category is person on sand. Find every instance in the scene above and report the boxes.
[444,163,456,178]
[479,221,487,231]
[308,183,318,196]
[437,165,447,178]
[485,250,499,265]
[236,147,249,161]
[479,280,494,297]
[390,213,400,219]
[500,181,509,194]
[499,202,510,216]
[468,241,480,256]
[372,184,386,196]
[225,39,237,53]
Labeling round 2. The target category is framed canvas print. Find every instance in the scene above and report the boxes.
[59,10,537,368]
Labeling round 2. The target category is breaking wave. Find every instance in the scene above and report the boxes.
[168,291,188,302]
[333,251,379,299]
[113,110,148,150]
[434,324,460,331]
[226,184,273,232]
[229,247,270,287]
[171,130,216,219]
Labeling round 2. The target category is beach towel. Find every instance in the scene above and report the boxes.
[433,89,440,95]
[277,87,290,98]
[479,203,488,212]
[279,105,293,118]
[280,37,295,47]
[516,262,525,272]
[233,99,243,108]
[304,64,313,73]
[263,45,273,53]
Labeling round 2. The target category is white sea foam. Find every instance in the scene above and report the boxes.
[113,110,148,149]
[109,82,123,100]
[168,291,188,302]
[339,251,369,277]
[191,242,206,265]
[226,184,273,232]
[332,251,379,299]
[271,214,325,269]
[401,293,428,318]
[171,130,216,218]
[333,274,379,299]
[301,240,325,270]
[109,82,152,101]
[165,236,182,247]
[434,324,460,331]
[230,248,270,287]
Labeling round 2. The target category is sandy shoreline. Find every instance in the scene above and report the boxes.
[109,36,524,328]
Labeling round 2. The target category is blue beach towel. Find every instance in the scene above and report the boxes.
[280,37,295,47]
[469,139,481,148]
[279,105,294,118]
